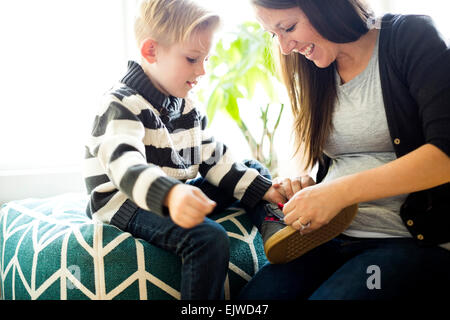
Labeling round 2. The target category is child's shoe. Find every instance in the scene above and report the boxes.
[263,204,359,264]
[260,203,287,244]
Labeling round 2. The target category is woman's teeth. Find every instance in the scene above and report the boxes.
[304,44,315,57]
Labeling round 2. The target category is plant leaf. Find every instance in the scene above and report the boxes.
[206,88,224,125]
[225,94,240,122]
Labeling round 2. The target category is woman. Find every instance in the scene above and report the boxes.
[239,0,450,299]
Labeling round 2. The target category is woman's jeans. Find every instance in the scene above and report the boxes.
[124,160,271,300]
[238,234,450,300]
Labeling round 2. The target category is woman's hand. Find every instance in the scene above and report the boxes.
[282,180,348,234]
[272,175,316,200]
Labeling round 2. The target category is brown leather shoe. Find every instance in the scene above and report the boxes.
[264,204,359,264]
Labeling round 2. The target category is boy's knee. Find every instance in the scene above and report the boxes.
[193,220,230,252]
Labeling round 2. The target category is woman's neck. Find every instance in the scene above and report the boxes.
[335,29,379,84]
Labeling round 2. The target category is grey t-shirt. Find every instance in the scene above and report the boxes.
[322,32,411,238]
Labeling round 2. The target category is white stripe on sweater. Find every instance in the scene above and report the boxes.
[108,151,148,187]
[132,165,166,211]
[160,164,199,180]
[143,126,202,150]
[97,85,158,117]
[92,192,128,224]
[233,168,260,200]
[92,181,116,194]
[98,128,146,166]
[122,93,159,116]
[104,119,146,141]
[205,148,236,186]
[83,157,106,178]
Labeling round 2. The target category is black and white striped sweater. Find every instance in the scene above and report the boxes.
[83,61,272,230]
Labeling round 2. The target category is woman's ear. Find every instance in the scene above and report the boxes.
[140,38,158,64]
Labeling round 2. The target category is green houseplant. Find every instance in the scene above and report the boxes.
[198,21,285,176]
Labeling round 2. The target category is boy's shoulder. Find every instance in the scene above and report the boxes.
[107,83,139,102]
[101,83,160,116]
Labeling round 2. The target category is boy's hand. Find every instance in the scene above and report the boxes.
[263,185,288,204]
[272,175,316,200]
[164,184,216,229]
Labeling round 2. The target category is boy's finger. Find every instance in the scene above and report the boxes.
[273,189,288,203]
[291,178,302,193]
[283,178,294,199]
[301,175,316,188]
[182,205,207,222]
[271,184,286,198]
[192,188,216,207]
[188,194,216,215]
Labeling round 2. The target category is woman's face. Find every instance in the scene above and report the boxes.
[253,5,338,68]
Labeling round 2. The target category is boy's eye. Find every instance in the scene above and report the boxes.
[271,32,276,39]
[187,57,197,63]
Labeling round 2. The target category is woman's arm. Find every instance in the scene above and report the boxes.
[283,144,450,233]
[337,144,450,206]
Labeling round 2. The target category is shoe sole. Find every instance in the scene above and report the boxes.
[264,204,359,264]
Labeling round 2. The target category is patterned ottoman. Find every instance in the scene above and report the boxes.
[0,193,267,300]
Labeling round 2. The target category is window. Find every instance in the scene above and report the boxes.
[0,0,138,203]
[369,0,450,38]
[0,0,139,172]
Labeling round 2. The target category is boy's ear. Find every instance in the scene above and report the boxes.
[141,38,158,64]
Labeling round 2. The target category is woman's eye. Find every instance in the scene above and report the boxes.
[187,57,197,63]
[286,24,296,33]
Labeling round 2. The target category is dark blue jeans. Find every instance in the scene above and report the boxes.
[125,160,270,300]
[238,234,450,300]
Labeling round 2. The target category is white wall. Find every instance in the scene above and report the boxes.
[0,168,86,205]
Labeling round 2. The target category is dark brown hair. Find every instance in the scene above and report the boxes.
[252,0,373,170]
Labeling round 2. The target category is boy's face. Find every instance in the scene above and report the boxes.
[149,28,215,98]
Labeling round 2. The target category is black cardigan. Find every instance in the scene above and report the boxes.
[316,14,450,247]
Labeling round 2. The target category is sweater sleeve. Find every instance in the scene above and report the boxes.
[197,114,272,207]
[395,15,450,156]
[91,97,180,216]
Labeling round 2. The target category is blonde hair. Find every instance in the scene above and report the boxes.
[134,0,220,47]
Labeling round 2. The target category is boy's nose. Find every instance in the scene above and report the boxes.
[197,62,206,76]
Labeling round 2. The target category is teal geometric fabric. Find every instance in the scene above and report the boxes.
[0,193,267,300]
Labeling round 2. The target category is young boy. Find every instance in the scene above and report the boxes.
[83,0,285,300]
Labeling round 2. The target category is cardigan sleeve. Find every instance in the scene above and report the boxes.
[393,15,450,156]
